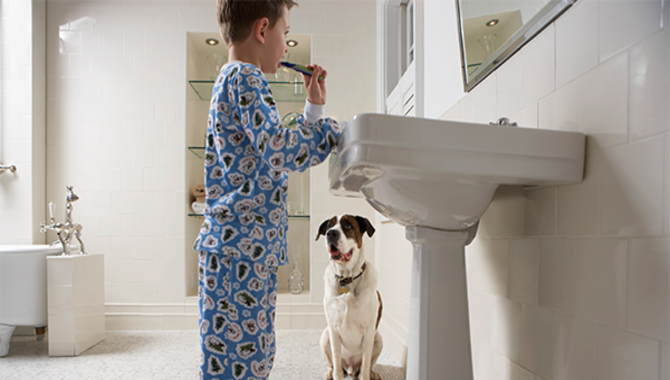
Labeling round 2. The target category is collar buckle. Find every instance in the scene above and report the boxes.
[336,262,367,288]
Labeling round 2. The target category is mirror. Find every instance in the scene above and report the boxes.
[457,0,575,91]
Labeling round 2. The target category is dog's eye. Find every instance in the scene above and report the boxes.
[342,222,351,230]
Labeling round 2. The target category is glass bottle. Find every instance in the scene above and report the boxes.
[287,252,304,294]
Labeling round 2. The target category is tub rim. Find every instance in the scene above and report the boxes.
[0,245,65,254]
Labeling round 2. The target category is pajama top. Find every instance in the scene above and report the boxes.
[194,61,342,267]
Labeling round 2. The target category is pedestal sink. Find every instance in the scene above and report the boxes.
[329,113,585,380]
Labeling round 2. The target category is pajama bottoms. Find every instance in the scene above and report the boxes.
[198,250,278,380]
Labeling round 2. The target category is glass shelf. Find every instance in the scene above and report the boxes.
[188,146,206,159]
[189,80,307,102]
[188,213,310,218]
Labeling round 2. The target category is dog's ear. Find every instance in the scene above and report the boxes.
[355,215,376,238]
[315,218,332,241]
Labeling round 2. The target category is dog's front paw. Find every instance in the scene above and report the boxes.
[323,368,333,380]
[370,369,382,380]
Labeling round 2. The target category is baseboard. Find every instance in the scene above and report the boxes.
[104,302,200,331]
[378,314,409,367]
[103,300,327,331]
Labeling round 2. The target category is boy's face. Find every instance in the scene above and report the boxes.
[261,5,290,75]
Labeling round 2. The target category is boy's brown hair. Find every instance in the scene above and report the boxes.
[217,0,298,45]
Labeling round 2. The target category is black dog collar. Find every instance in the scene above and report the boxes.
[336,262,367,293]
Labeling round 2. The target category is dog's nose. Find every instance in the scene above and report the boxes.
[326,230,339,240]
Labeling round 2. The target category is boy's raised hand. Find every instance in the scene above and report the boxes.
[303,64,327,105]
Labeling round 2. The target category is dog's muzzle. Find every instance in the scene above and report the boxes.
[327,230,353,262]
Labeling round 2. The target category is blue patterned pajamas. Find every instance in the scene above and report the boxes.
[199,251,277,379]
[194,61,342,379]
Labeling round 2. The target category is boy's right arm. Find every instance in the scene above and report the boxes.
[224,67,343,173]
[302,64,327,106]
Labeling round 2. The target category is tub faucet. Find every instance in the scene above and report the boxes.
[40,185,86,255]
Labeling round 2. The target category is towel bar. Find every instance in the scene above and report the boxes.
[0,165,17,174]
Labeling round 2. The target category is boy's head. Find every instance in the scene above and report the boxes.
[217,0,298,46]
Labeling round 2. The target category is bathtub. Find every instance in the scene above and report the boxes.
[0,245,63,357]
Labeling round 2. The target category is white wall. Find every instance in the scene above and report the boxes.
[378,0,670,378]
[35,0,377,330]
[0,0,47,245]
[459,0,548,24]
[423,0,464,119]
[305,0,379,313]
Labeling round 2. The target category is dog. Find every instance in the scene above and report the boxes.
[316,215,383,380]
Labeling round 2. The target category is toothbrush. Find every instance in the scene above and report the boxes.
[280,62,325,81]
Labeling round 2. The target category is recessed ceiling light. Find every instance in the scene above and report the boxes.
[286,39,298,47]
[205,38,219,46]
[486,19,499,27]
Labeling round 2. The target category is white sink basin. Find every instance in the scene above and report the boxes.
[329,113,586,380]
[330,113,586,230]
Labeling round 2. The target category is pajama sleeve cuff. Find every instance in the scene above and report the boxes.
[304,100,325,125]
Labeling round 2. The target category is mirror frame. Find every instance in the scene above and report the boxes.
[456,0,576,92]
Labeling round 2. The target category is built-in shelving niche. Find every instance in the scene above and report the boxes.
[188,80,308,102]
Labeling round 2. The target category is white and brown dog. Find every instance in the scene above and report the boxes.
[316,215,383,380]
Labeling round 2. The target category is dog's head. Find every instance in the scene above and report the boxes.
[315,215,375,264]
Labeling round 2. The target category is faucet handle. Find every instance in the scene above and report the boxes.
[490,117,518,127]
[48,202,55,220]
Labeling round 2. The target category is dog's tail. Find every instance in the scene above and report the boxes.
[376,291,383,330]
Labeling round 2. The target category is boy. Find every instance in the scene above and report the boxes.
[193,0,342,379]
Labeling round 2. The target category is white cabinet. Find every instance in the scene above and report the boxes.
[381,0,417,117]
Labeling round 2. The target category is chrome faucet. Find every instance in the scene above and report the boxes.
[40,185,86,255]
[490,117,518,127]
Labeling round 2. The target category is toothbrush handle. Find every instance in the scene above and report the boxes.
[284,63,325,81]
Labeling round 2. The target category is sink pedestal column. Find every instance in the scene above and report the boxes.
[405,226,473,380]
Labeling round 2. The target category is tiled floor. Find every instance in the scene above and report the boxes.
[0,329,405,380]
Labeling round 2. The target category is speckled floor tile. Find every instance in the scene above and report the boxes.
[0,330,405,380]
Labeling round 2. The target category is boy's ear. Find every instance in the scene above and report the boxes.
[255,17,270,43]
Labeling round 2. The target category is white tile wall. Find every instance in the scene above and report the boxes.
[554,0,598,88]
[491,293,522,361]
[627,238,670,341]
[600,135,665,236]
[552,314,596,380]
[576,51,629,153]
[506,239,538,305]
[0,0,46,244]
[519,304,553,379]
[538,239,576,315]
[467,237,509,297]
[599,0,664,62]
[556,151,599,236]
[521,25,555,107]
[497,56,524,117]
[511,103,538,129]
[574,238,627,329]
[629,30,670,142]
[595,325,660,380]
[523,187,556,236]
